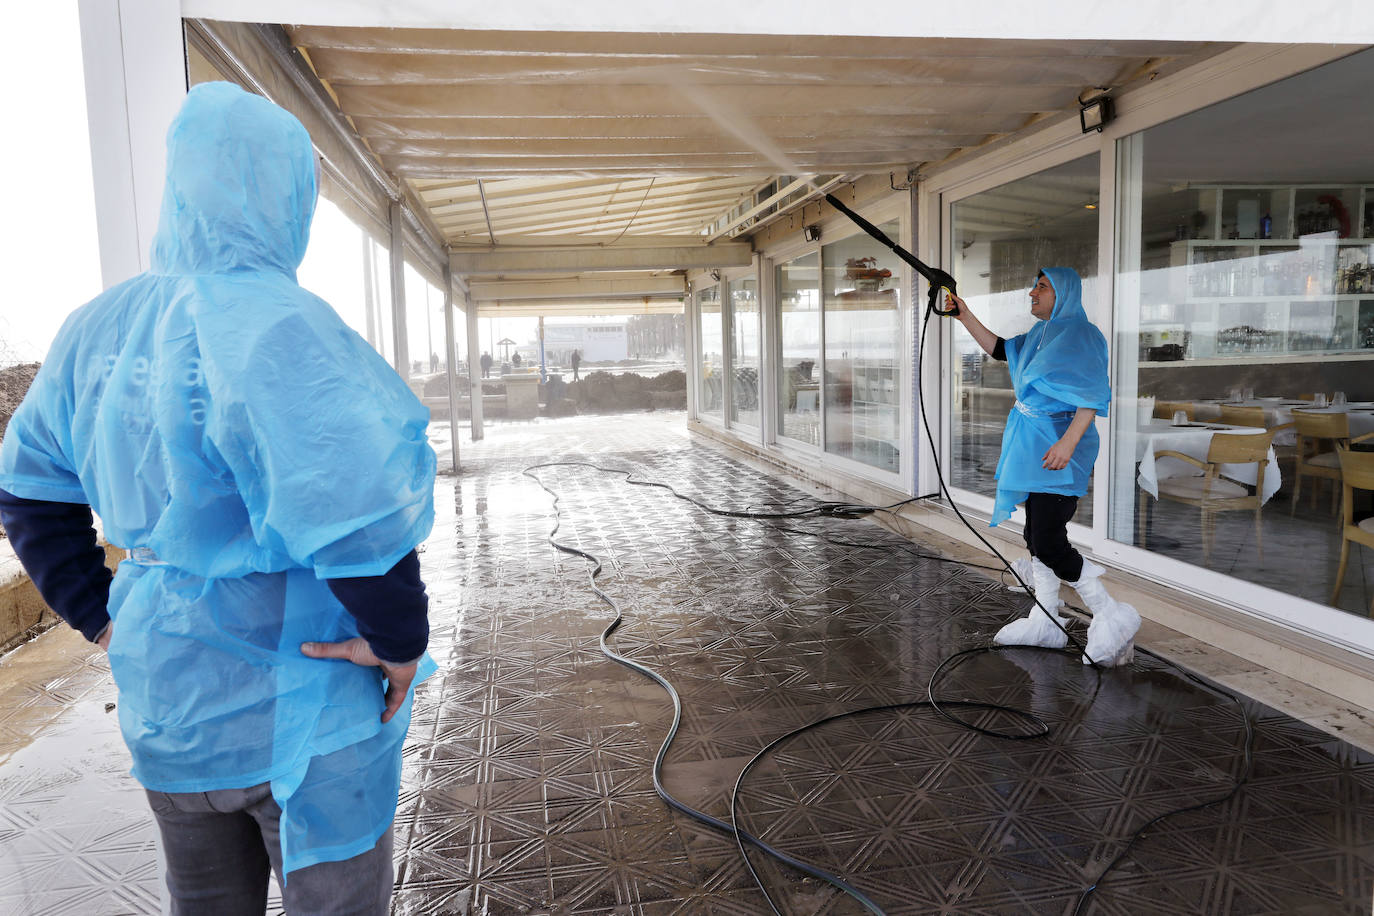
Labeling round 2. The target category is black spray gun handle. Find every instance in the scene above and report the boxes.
[823,193,959,316]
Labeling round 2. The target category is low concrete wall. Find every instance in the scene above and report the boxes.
[0,540,123,654]
[503,374,542,419]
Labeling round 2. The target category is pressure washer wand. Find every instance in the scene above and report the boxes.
[823,193,959,317]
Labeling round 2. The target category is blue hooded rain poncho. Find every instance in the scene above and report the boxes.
[0,82,436,874]
[990,267,1111,526]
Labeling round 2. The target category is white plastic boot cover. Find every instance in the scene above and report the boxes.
[1071,560,1141,666]
[1005,555,1034,593]
[993,558,1068,649]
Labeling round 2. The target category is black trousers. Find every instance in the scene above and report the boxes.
[1022,492,1083,583]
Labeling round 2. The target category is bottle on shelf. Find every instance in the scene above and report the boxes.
[1260,212,1272,239]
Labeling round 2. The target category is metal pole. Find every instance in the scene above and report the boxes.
[538,315,547,382]
[442,264,460,473]
[362,232,377,350]
[465,292,485,441]
[389,199,409,377]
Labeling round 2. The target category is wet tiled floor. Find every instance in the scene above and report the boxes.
[3,411,1374,914]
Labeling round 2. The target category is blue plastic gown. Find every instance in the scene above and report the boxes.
[0,82,437,874]
[990,267,1111,526]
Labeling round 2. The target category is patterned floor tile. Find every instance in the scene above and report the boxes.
[1,411,1372,914]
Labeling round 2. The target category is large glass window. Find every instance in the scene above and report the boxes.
[697,284,723,420]
[822,224,902,472]
[729,277,761,429]
[950,155,1102,522]
[776,253,821,444]
[1112,49,1374,616]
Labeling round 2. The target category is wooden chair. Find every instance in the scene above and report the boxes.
[1290,409,1349,515]
[1219,405,1266,427]
[1153,430,1276,564]
[1331,444,1374,613]
[1154,400,1194,421]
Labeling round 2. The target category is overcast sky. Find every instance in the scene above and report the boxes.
[1,2,102,365]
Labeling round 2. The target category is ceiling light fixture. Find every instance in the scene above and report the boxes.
[1080,95,1114,134]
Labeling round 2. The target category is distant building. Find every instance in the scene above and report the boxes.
[543,323,628,364]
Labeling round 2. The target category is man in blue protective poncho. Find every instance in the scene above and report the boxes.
[948,268,1140,666]
[0,82,437,912]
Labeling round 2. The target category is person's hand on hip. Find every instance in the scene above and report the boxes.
[300,638,418,724]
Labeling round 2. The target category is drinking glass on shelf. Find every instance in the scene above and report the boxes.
[1172,410,1189,426]
[1314,393,1328,407]
[1242,387,1255,401]
[1229,387,1242,402]
[1333,391,1347,407]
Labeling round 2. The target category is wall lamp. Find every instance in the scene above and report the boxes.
[803,225,821,242]
[1080,95,1114,134]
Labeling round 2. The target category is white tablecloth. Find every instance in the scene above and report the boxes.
[1136,419,1281,503]
[1187,400,1374,445]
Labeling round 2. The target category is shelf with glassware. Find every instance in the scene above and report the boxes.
[1137,235,1374,362]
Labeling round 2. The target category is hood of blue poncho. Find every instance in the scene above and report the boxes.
[151,82,317,277]
[1043,266,1084,323]
[1007,266,1111,414]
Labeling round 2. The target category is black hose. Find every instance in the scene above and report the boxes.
[520,303,1254,912]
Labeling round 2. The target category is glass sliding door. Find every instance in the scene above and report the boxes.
[729,277,761,429]
[949,154,1102,523]
[697,283,723,420]
[776,253,821,445]
[1111,48,1374,616]
[821,224,902,472]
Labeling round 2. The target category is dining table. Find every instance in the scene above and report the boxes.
[1187,398,1374,445]
[1136,418,1281,503]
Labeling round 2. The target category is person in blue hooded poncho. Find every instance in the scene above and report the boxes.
[0,83,437,912]
[948,268,1140,666]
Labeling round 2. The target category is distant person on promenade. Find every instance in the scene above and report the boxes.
[571,348,581,380]
[512,351,523,368]
[480,351,493,378]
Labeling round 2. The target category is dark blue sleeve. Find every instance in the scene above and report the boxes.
[0,487,112,643]
[992,337,1007,362]
[326,549,429,664]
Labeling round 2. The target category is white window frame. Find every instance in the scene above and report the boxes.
[720,261,765,441]
[761,197,912,487]
[919,41,1374,658]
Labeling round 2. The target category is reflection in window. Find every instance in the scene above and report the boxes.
[822,224,901,472]
[730,278,761,428]
[950,155,1101,523]
[777,253,820,444]
[1111,48,1374,616]
[697,284,723,419]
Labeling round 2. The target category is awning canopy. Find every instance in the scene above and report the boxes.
[193,19,1242,313]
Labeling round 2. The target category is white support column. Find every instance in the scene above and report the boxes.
[388,200,410,377]
[1108,132,1145,545]
[685,286,699,420]
[441,265,460,473]
[463,291,485,441]
[915,181,944,499]
[756,252,777,447]
[361,230,378,350]
[902,185,918,494]
[78,0,186,288]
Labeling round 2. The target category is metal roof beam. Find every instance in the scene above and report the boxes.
[451,243,751,275]
[475,299,684,318]
[468,276,684,301]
